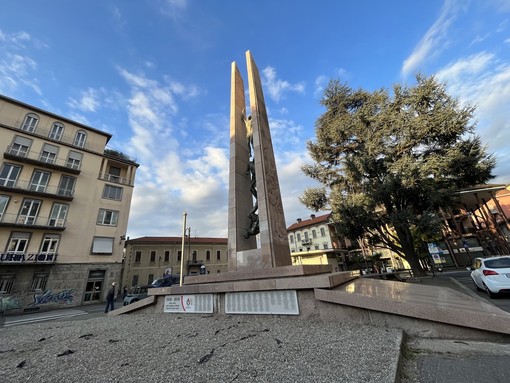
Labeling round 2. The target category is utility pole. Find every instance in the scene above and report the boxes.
[179,212,187,286]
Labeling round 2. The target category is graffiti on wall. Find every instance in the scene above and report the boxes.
[0,295,22,311]
[29,289,75,306]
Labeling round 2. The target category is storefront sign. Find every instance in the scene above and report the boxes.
[0,253,58,264]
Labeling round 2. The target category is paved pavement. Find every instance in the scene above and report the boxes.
[400,271,510,382]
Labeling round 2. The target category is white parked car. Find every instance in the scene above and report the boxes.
[470,256,510,298]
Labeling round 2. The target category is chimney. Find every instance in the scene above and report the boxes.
[297,218,302,223]
[310,214,316,219]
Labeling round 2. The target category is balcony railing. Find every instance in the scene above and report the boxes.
[1,115,92,150]
[0,178,74,199]
[98,172,133,186]
[4,145,81,173]
[0,213,66,230]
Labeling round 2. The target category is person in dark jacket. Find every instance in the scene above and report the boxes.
[105,282,116,313]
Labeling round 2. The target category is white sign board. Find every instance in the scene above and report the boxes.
[163,294,213,313]
[225,290,299,315]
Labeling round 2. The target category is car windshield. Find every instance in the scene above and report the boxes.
[484,258,510,268]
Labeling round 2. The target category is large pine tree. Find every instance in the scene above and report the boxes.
[301,75,496,276]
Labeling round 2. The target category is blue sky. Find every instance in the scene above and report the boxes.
[1,0,510,239]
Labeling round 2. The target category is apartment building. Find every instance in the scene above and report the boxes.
[0,94,138,314]
[123,236,228,289]
[287,213,352,271]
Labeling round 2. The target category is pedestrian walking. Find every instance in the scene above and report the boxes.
[105,282,116,313]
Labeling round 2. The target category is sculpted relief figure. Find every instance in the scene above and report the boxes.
[243,110,259,239]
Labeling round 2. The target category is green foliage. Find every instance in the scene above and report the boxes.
[301,75,496,276]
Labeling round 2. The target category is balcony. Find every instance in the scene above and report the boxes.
[98,172,133,186]
[4,145,81,174]
[0,179,74,201]
[1,116,91,150]
[301,239,312,246]
[0,213,66,231]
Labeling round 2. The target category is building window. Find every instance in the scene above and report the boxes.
[304,231,309,240]
[66,151,83,170]
[0,274,15,294]
[164,250,170,262]
[192,250,197,261]
[91,237,114,254]
[40,143,59,164]
[312,230,317,238]
[296,233,301,242]
[48,203,68,227]
[216,250,221,261]
[314,244,320,250]
[206,250,210,261]
[58,175,76,197]
[49,122,64,140]
[148,274,154,284]
[7,232,30,253]
[29,170,50,192]
[289,235,294,243]
[108,166,121,182]
[40,234,60,254]
[150,250,156,262]
[73,130,87,148]
[320,228,326,237]
[18,199,41,225]
[177,251,182,261]
[102,185,123,201]
[323,243,328,249]
[21,113,39,132]
[131,275,139,287]
[10,135,32,157]
[0,195,9,219]
[0,163,21,187]
[97,209,119,226]
[134,251,141,263]
[30,273,49,292]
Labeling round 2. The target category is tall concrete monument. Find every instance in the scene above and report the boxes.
[228,51,292,271]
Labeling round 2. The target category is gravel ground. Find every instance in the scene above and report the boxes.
[0,314,403,383]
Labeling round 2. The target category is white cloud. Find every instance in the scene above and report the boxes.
[261,66,305,103]
[401,0,462,78]
[436,52,510,181]
[68,88,101,112]
[159,0,188,20]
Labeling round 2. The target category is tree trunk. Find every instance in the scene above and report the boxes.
[394,225,427,277]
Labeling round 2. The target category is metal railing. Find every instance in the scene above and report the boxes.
[0,212,66,228]
[0,178,74,197]
[5,145,82,171]
[2,115,92,150]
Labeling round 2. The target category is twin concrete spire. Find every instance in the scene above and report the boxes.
[228,51,291,271]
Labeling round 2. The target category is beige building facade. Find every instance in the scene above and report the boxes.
[123,236,228,289]
[287,213,344,270]
[0,95,138,314]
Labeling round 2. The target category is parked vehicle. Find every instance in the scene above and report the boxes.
[470,256,510,298]
[149,275,180,288]
[123,285,149,305]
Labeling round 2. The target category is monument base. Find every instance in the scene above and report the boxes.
[184,264,333,285]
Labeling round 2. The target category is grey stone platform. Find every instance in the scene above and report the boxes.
[112,270,510,341]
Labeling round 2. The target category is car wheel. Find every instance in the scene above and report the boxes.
[484,284,497,299]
